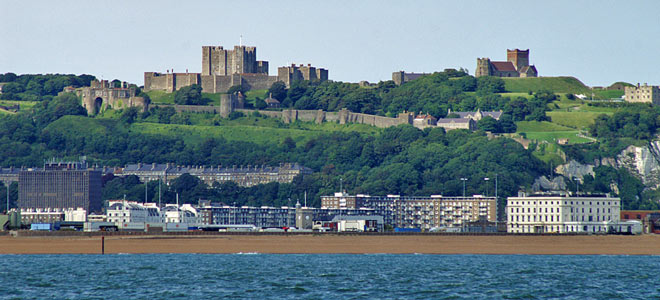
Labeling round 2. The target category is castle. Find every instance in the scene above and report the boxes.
[70,80,149,115]
[391,71,431,85]
[475,49,538,78]
[144,45,328,93]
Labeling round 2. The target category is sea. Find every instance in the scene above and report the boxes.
[0,254,658,299]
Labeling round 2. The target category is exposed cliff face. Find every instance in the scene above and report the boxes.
[553,141,660,189]
[604,142,660,188]
[555,160,594,180]
[532,176,567,191]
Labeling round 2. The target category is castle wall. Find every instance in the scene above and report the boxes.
[144,72,174,92]
[240,74,278,91]
[173,73,200,91]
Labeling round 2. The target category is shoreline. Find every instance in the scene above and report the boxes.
[1,235,660,255]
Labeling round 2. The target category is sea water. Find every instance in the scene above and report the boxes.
[0,254,658,299]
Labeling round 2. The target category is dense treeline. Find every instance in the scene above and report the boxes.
[589,105,660,140]
[0,73,95,101]
[264,70,544,123]
[1,71,657,211]
[0,89,547,209]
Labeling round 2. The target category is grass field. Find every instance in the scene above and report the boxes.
[503,77,591,94]
[0,100,38,109]
[516,121,591,144]
[145,90,175,104]
[546,111,605,129]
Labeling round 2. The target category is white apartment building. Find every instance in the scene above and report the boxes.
[162,204,199,224]
[507,194,625,234]
[106,200,163,224]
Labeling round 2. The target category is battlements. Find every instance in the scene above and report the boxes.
[202,44,267,76]
[146,44,327,93]
[278,63,328,87]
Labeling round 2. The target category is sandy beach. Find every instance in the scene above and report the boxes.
[0,234,659,255]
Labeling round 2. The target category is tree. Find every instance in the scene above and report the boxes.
[498,114,517,133]
[227,85,246,95]
[154,106,176,123]
[477,116,500,132]
[174,84,205,105]
[119,107,140,124]
[254,97,267,110]
[268,81,287,101]
[476,76,505,94]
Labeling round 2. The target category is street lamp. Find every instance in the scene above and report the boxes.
[460,178,467,197]
[484,177,490,197]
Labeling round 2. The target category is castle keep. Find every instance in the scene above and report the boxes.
[144,45,328,93]
[475,49,538,78]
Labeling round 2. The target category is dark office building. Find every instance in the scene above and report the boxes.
[18,160,102,213]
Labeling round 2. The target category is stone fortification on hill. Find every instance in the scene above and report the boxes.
[68,80,148,115]
[144,45,327,93]
[153,102,485,132]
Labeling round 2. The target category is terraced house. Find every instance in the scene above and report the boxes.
[120,163,312,187]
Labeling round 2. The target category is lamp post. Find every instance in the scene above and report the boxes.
[574,177,580,196]
[460,178,467,197]
[484,177,490,197]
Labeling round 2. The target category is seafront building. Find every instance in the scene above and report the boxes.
[197,201,379,230]
[320,192,498,230]
[506,193,640,234]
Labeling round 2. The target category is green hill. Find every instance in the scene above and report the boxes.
[44,115,118,138]
[503,77,590,94]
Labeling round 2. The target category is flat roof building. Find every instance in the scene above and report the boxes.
[18,160,102,213]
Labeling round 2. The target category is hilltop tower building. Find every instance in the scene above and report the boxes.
[475,49,538,78]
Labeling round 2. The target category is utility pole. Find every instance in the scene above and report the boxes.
[460,178,467,197]
[144,179,148,204]
[6,184,9,213]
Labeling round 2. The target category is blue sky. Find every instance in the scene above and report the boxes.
[1,0,658,87]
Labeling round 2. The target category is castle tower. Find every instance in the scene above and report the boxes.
[475,58,492,77]
[507,49,529,71]
[202,45,268,76]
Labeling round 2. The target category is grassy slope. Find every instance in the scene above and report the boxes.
[503,77,591,94]
[0,100,37,109]
[89,108,381,146]
[516,121,591,144]
[44,115,118,137]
